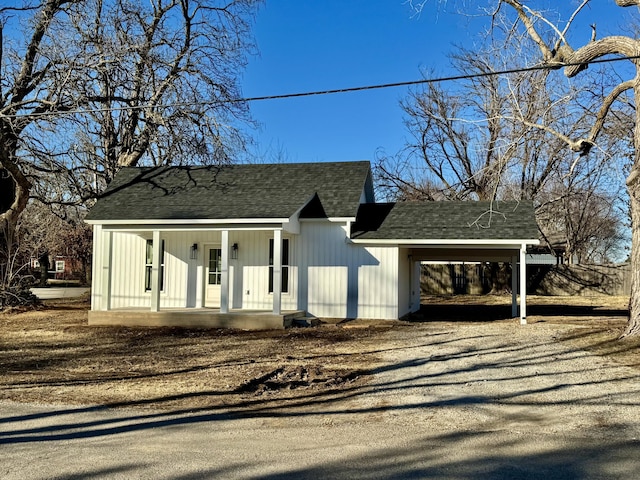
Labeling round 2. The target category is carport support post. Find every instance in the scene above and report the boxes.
[511,254,518,318]
[220,230,229,314]
[519,246,527,324]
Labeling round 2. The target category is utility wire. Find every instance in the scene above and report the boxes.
[239,54,640,104]
[2,54,640,119]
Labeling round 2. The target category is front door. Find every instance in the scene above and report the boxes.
[205,247,222,307]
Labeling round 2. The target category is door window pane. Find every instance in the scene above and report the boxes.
[208,248,222,285]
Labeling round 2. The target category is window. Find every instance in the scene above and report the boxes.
[208,248,222,285]
[268,238,289,293]
[145,239,165,292]
[55,260,65,272]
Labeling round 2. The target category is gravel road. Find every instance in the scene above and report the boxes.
[2,321,640,479]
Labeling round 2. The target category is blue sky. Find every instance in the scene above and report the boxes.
[242,0,635,164]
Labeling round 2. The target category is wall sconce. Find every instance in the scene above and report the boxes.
[190,243,198,259]
[231,243,239,260]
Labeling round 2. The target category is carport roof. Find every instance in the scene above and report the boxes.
[350,201,539,242]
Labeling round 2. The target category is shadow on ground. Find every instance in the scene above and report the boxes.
[412,302,628,323]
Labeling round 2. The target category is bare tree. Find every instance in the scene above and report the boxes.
[0,1,260,300]
[377,40,625,252]
[18,0,260,208]
[1,1,77,231]
[0,1,84,298]
[469,0,640,336]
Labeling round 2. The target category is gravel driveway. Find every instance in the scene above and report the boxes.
[2,321,640,479]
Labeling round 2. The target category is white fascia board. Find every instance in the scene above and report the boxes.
[299,217,356,223]
[86,217,289,226]
[98,220,288,233]
[104,226,284,233]
[350,238,540,247]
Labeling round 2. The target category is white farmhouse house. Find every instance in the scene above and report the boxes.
[85,161,539,329]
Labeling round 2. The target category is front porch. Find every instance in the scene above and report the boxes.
[88,308,307,330]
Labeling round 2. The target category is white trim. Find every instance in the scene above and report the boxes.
[519,246,527,324]
[220,230,229,314]
[272,229,282,315]
[86,217,290,226]
[100,229,112,311]
[299,217,357,223]
[90,217,355,233]
[350,238,539,247]
[150,230,162,312]
[101,225,285,233]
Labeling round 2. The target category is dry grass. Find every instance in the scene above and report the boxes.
[0,296,386,411]
[0,294,637,411]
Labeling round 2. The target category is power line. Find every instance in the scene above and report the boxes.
[239,55,640,103]
[2,54,639,119]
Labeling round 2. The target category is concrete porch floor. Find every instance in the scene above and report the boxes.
[87,308,306,330]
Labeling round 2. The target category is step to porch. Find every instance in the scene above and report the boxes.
[288,314,321,328]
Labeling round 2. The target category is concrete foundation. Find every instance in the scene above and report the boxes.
[88,309,306,330]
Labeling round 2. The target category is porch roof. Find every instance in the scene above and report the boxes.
[86,161,373,223]
[350,201,539,244]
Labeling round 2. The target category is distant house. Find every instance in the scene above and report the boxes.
[0,168,15,213]
[85,161,539,328]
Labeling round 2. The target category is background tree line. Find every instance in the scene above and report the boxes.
[387,0,639,335]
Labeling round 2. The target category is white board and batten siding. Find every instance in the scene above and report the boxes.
[297,221,400,320]
[92,221,408,320]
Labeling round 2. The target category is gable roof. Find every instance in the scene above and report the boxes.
[86,161,373,222]
[351,201,539,242]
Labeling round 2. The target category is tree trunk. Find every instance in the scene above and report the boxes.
[621,75,640,338]
[622,168,640,337]
[38,252,50,287]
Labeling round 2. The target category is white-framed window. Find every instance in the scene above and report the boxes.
[145,239,165,292]
[268,238,289,293]
[55,260,65,272]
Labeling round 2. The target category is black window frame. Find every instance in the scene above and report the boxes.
[145,239,165,292]
[268,238,289,294]
[207,248,223,285]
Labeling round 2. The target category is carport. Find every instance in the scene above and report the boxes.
[351,201,540,323]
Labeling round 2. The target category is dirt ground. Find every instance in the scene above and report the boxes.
[0,294,638,412]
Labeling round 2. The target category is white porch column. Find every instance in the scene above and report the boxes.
[150,230,162,312]
[511,254,518,318]
[220,230,230,314]
[519,245,527,324]
[100,228,112,311]
[273,229,282,315]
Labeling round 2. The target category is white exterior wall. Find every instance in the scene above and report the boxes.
[93,229,222,310]
[234,230,298,311]
[90,225,103,310]
[92,221,402,319]
[396,249,421,318]
[110,232,148,308]
[357,245,399,319]
[297,221,399,320]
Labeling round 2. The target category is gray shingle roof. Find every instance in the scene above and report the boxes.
[351,201,539,241]
[86,161,372,222]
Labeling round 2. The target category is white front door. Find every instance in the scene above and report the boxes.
[205,247,222,307]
